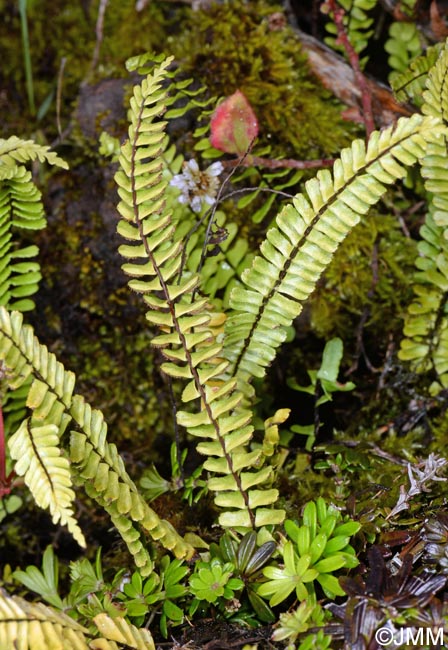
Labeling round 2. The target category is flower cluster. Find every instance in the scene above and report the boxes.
[170,159,223,213]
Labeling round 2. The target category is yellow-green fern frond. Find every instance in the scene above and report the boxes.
[9,421,85,548]
[115,56,285,530]
[92,613,155,650]
[0,589,89,650]
[398,214,448,390]
[0,308,194,569]
[223,114,445,393]
[421,40,448,232]
[0,590,156,650]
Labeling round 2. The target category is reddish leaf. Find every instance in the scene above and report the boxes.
[210,90,259,155]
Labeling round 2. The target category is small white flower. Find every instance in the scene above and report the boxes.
[170,159,223,213]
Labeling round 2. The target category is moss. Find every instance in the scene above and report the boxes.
[0,0,174,136]
[170,0,360,160]
[309,208,418,359]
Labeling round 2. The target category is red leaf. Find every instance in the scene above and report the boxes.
[210,91,259,155]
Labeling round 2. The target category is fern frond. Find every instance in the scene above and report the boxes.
[0,590,156,650]
[115,56,285,529]
[421,41,448,233]
[93,613,155,650]
[398,213,448,390]
[0,589,89,650]
[399,43,448,390]
[0,136,68,173]
[0,307,194,569]
[0,167,47,312]
[386,21,422,79]
[223,114,445,392]
[324,0,377,67]
[9,420,86,547]
[391,44,442,105]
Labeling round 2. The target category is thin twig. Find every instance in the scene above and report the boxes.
[89,0,109,77]
[196,143,256,277]
[221,155,334,171]
[56,57,67,139]
[346,239,380,374]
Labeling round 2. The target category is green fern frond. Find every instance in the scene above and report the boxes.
[223,114,445,392]
[0,590,156,650]
[386,21,422,79]
[399,43,448,390]
[391,43,442,105]
[398,213,448,390]
[0,140,65,304]
[0,137,67,438]
[115,56,285,529]
[0,307,194,569]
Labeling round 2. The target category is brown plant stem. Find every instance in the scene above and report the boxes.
[327,0,375,137]
[221,155,335,170]
[0,404,14,498]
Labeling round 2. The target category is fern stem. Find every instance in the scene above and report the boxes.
[128,101,256,528]
[221,156,335,170]
[0,404,6,489]
[18,0,35,116]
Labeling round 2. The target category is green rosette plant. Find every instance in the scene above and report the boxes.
[257,498,360,606]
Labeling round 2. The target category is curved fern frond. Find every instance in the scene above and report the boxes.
[0,136,67,172]
[0,589,89,650]
[9,421,85,547]
[0,307,194,570]
[223,114,445,392]
[398,213,448,390]
[0,136,68,440]
[0,138,67,312]
[391,44,442,105]
[399,42,448,390]
[0,590,156,650]
[115,56,285,529]
[92,613,155,650]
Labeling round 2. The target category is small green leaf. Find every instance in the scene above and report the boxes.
[247,588,275,622]
[313,555,346,573]
[163,599,184,622]
[317,338,343,382]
